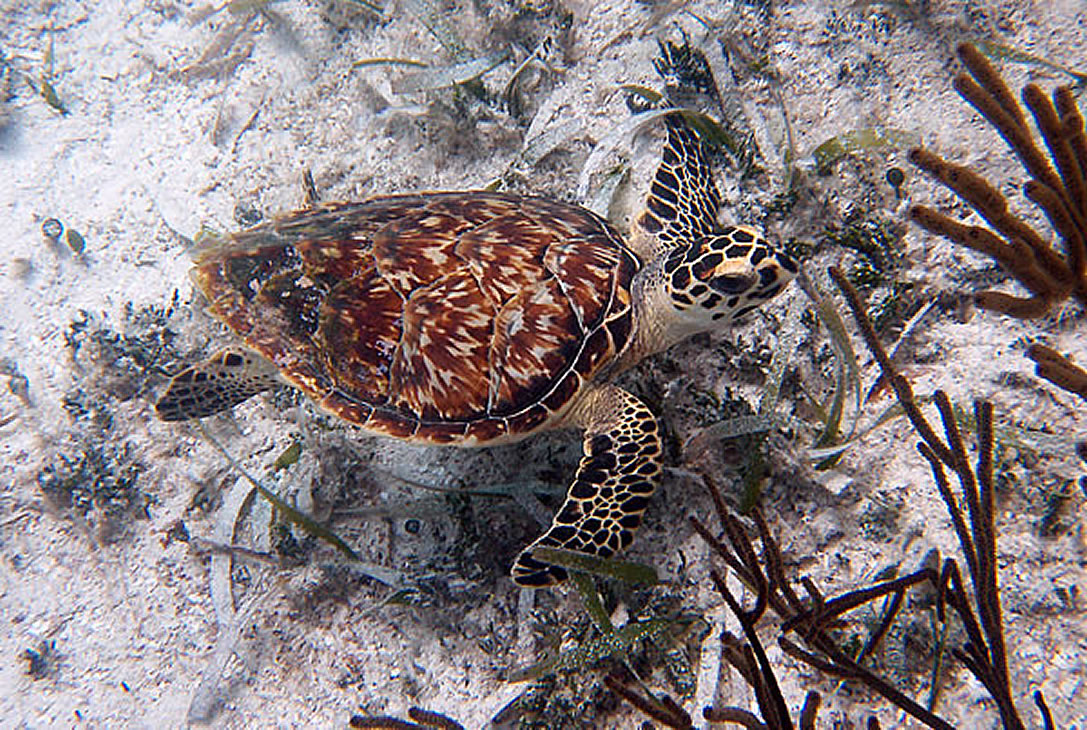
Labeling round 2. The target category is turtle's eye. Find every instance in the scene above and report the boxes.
[710,273,757,294]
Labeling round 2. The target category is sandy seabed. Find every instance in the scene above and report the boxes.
[1,1,1084,727]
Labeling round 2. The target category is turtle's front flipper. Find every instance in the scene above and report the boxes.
[511,385,662,588]
[633,113,722,257]
[156,348,280,422]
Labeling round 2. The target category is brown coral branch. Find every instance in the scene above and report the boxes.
[909,205,1013,260]
[603,676,693,729]
[1033,690,1055,730]
[709,565,792,726]
[1023,179,1085,284]
[702,705,767,729]
[908,148,1008,223]
[909,205,1064,300]
[797,692,821,730]
[406,708,465,730]
[937,560,1022,730]
[720,633,769,698]
[1026,344,1087,402]
[693,475,953,729]
[750,507,808,617]
[777,629,951,730]
[349,720,421,730]
[348,707,467,730]
[917,442,979,578]
[1023,84,1087,228]
[955,44,1063,194]
[1056,86,1087,214]
[907,150,1071,295]
[830,267,955,464]
[972,290,1053,318]
[908,42,1087,326]
[956,43,1028,133]
[780,572,926,637]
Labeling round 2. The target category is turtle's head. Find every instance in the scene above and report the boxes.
[661,225,797,334]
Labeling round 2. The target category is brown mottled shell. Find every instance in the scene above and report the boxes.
[192,192,640,444]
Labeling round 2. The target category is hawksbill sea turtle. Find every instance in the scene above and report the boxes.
[156,115,798,587]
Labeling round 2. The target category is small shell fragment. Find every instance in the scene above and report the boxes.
[65,228,86,254]
[41,218,63,242]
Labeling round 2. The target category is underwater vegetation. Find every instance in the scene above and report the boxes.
[15,0,1083,725]
[909,43,1087,408]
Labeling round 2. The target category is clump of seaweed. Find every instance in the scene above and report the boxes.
[654,34,721,106]
[23,639,61,680]
[36,440,149,543]
[64,295,186,402]
[823,209,905,282]
[652,33,760,175]
[907,43,1086,402]
[821,209,913,333]
[504,570,703,728]
[31,300,190,543]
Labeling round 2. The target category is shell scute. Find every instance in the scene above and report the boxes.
[294,238,372,282]
[434,194,522,226]
[365,410,420,440]
[454,215,555,306]
[316,392,373,427]
[412,420,471,444]
[465,418,508,443]
[319,268,402,400]
[392,271,495,420]
[543,239,625,330]
[373,210,470,296]
[605,308,634,351]
[543,371,582,412]
[490,278,579,416]
[505,404,550,433]
[573,325,614,378]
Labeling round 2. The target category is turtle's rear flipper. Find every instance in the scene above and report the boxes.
[156,349,279,422]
